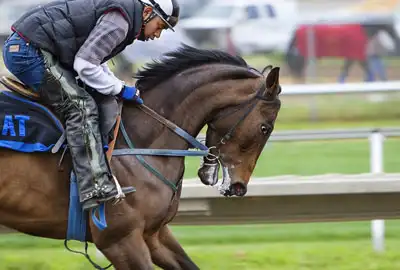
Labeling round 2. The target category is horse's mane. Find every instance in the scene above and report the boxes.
[134,44,250,92]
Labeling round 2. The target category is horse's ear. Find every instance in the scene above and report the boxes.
[266,67,280,88]
[264,67,280,98]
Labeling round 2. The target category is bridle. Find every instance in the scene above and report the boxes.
[207,78,277,149]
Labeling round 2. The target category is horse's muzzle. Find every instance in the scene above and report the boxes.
[222,182,247,197]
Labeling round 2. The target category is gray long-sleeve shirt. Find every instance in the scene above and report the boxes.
[73,11,130,95]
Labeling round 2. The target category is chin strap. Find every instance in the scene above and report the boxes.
[143,12,157,24]
[137,11,157,41]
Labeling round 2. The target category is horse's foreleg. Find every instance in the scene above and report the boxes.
[97,229,154,270]
[150,225,199,270]
[147,231,181,270]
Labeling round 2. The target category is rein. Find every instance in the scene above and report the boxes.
[113,105,210,193]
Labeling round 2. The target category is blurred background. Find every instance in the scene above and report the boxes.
[0,0,400,269]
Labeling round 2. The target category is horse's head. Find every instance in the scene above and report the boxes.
[123,45,281,196]
[198,66,281,197]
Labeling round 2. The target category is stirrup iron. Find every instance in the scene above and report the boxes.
[112,175,125,205]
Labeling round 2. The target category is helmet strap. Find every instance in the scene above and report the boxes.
[143,11,157,25]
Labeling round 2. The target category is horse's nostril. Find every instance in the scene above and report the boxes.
[230,182,247,197]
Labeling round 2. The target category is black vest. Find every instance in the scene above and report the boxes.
[12,0,144,69]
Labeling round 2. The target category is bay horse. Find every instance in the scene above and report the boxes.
[0,45,281,269]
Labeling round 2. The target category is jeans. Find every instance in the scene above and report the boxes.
[368,55,387,81]
[3,32,45,91]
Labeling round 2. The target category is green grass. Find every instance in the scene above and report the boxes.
[183,138,400,179]
[3,221,400,249]
[2,221,400,269]
[173,221,400,270]
[4,241,400,270]
[184,241,400,270]
[171,221,400,245]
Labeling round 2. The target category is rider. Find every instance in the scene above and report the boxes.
[2,0,180,211]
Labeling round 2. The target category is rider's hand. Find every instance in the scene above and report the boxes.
[118,85,144,104]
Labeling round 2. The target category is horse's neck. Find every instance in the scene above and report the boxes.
[112,70,258,189]
[116,72,259,150]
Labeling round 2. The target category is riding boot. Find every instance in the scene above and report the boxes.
[38,50,135,211]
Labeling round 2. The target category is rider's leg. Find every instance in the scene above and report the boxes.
[38,50,134,210]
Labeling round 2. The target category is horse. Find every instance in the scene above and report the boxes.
[286,24,372,82]
[0,44,282,269]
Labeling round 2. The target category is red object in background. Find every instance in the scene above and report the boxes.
[295,24,368,60]
[226,29,236,56]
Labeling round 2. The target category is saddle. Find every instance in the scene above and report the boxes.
[0,76,40,100]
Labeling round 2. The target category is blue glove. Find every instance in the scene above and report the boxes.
[119,85,144,104]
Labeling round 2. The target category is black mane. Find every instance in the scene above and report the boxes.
[135,44,250,91]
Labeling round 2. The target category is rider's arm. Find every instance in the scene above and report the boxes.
[101,62,122,83]
[73,11,129,95]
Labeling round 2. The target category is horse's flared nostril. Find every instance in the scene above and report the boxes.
[229,182,247,197]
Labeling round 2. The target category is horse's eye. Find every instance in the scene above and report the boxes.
[260,124,270,135]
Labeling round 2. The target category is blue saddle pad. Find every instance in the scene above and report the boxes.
[0,90,114,241]
[0,90,89,240]
[0,90,64,152]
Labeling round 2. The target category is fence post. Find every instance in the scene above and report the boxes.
[305,25,318,122]
[369,130,385,253]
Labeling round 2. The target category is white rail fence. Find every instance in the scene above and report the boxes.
[282,80,400,95]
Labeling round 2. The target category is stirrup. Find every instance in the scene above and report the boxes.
[111,175,125,205]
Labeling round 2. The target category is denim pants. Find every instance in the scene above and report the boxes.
[368,55,387,81]
[2,32,45,91]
